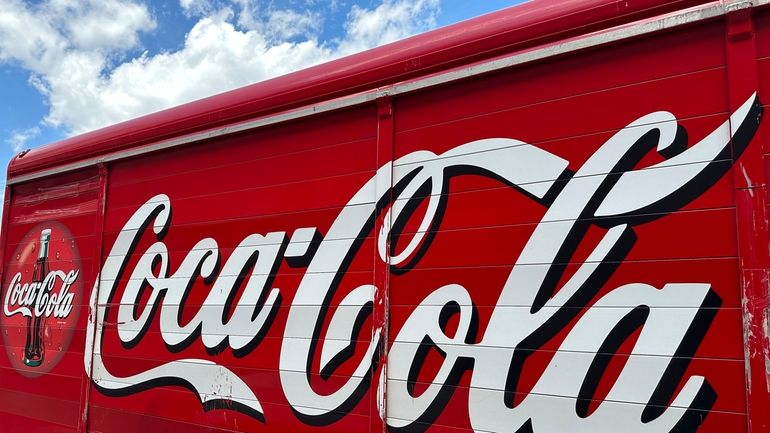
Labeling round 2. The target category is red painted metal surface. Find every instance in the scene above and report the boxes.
[726,7,770,433]
[1,2,769,433]
[371,96,394,433]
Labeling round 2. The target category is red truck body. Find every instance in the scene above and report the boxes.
[2,1,770,432]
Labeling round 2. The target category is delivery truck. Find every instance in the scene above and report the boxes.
[1,0,769,432]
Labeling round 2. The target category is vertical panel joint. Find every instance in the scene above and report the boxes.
[79,163,109,433]
[372,95,394,433]
[728,7,754,41]
[725,6,770,433]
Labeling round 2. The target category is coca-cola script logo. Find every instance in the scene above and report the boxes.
[86,94,762,432]
[2,221,82,376]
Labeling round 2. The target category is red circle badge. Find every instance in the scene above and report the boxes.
[1,221,83,377]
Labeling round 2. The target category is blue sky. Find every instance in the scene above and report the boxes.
[0,0,520,187]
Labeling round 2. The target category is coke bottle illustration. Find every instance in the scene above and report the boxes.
[23,228,51,367]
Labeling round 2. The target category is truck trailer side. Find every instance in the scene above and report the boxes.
[1,1,769,433]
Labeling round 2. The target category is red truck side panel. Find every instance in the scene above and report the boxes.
[1,169,100,432]
[1,2,769,433]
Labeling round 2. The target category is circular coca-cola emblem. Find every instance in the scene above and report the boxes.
[1,221,83,377]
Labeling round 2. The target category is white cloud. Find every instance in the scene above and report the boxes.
[339,0,439,55]
[6,127,41,152]
[0,0,156,134]
[183,1,324,41]
[247,8,323,41]
[179,0,218,17]
[0,1,67,72]
[0,0,155,70]
[61,0,156,51]
[1,0,440,138]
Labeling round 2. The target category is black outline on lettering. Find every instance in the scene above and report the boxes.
[576,305,650,418]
